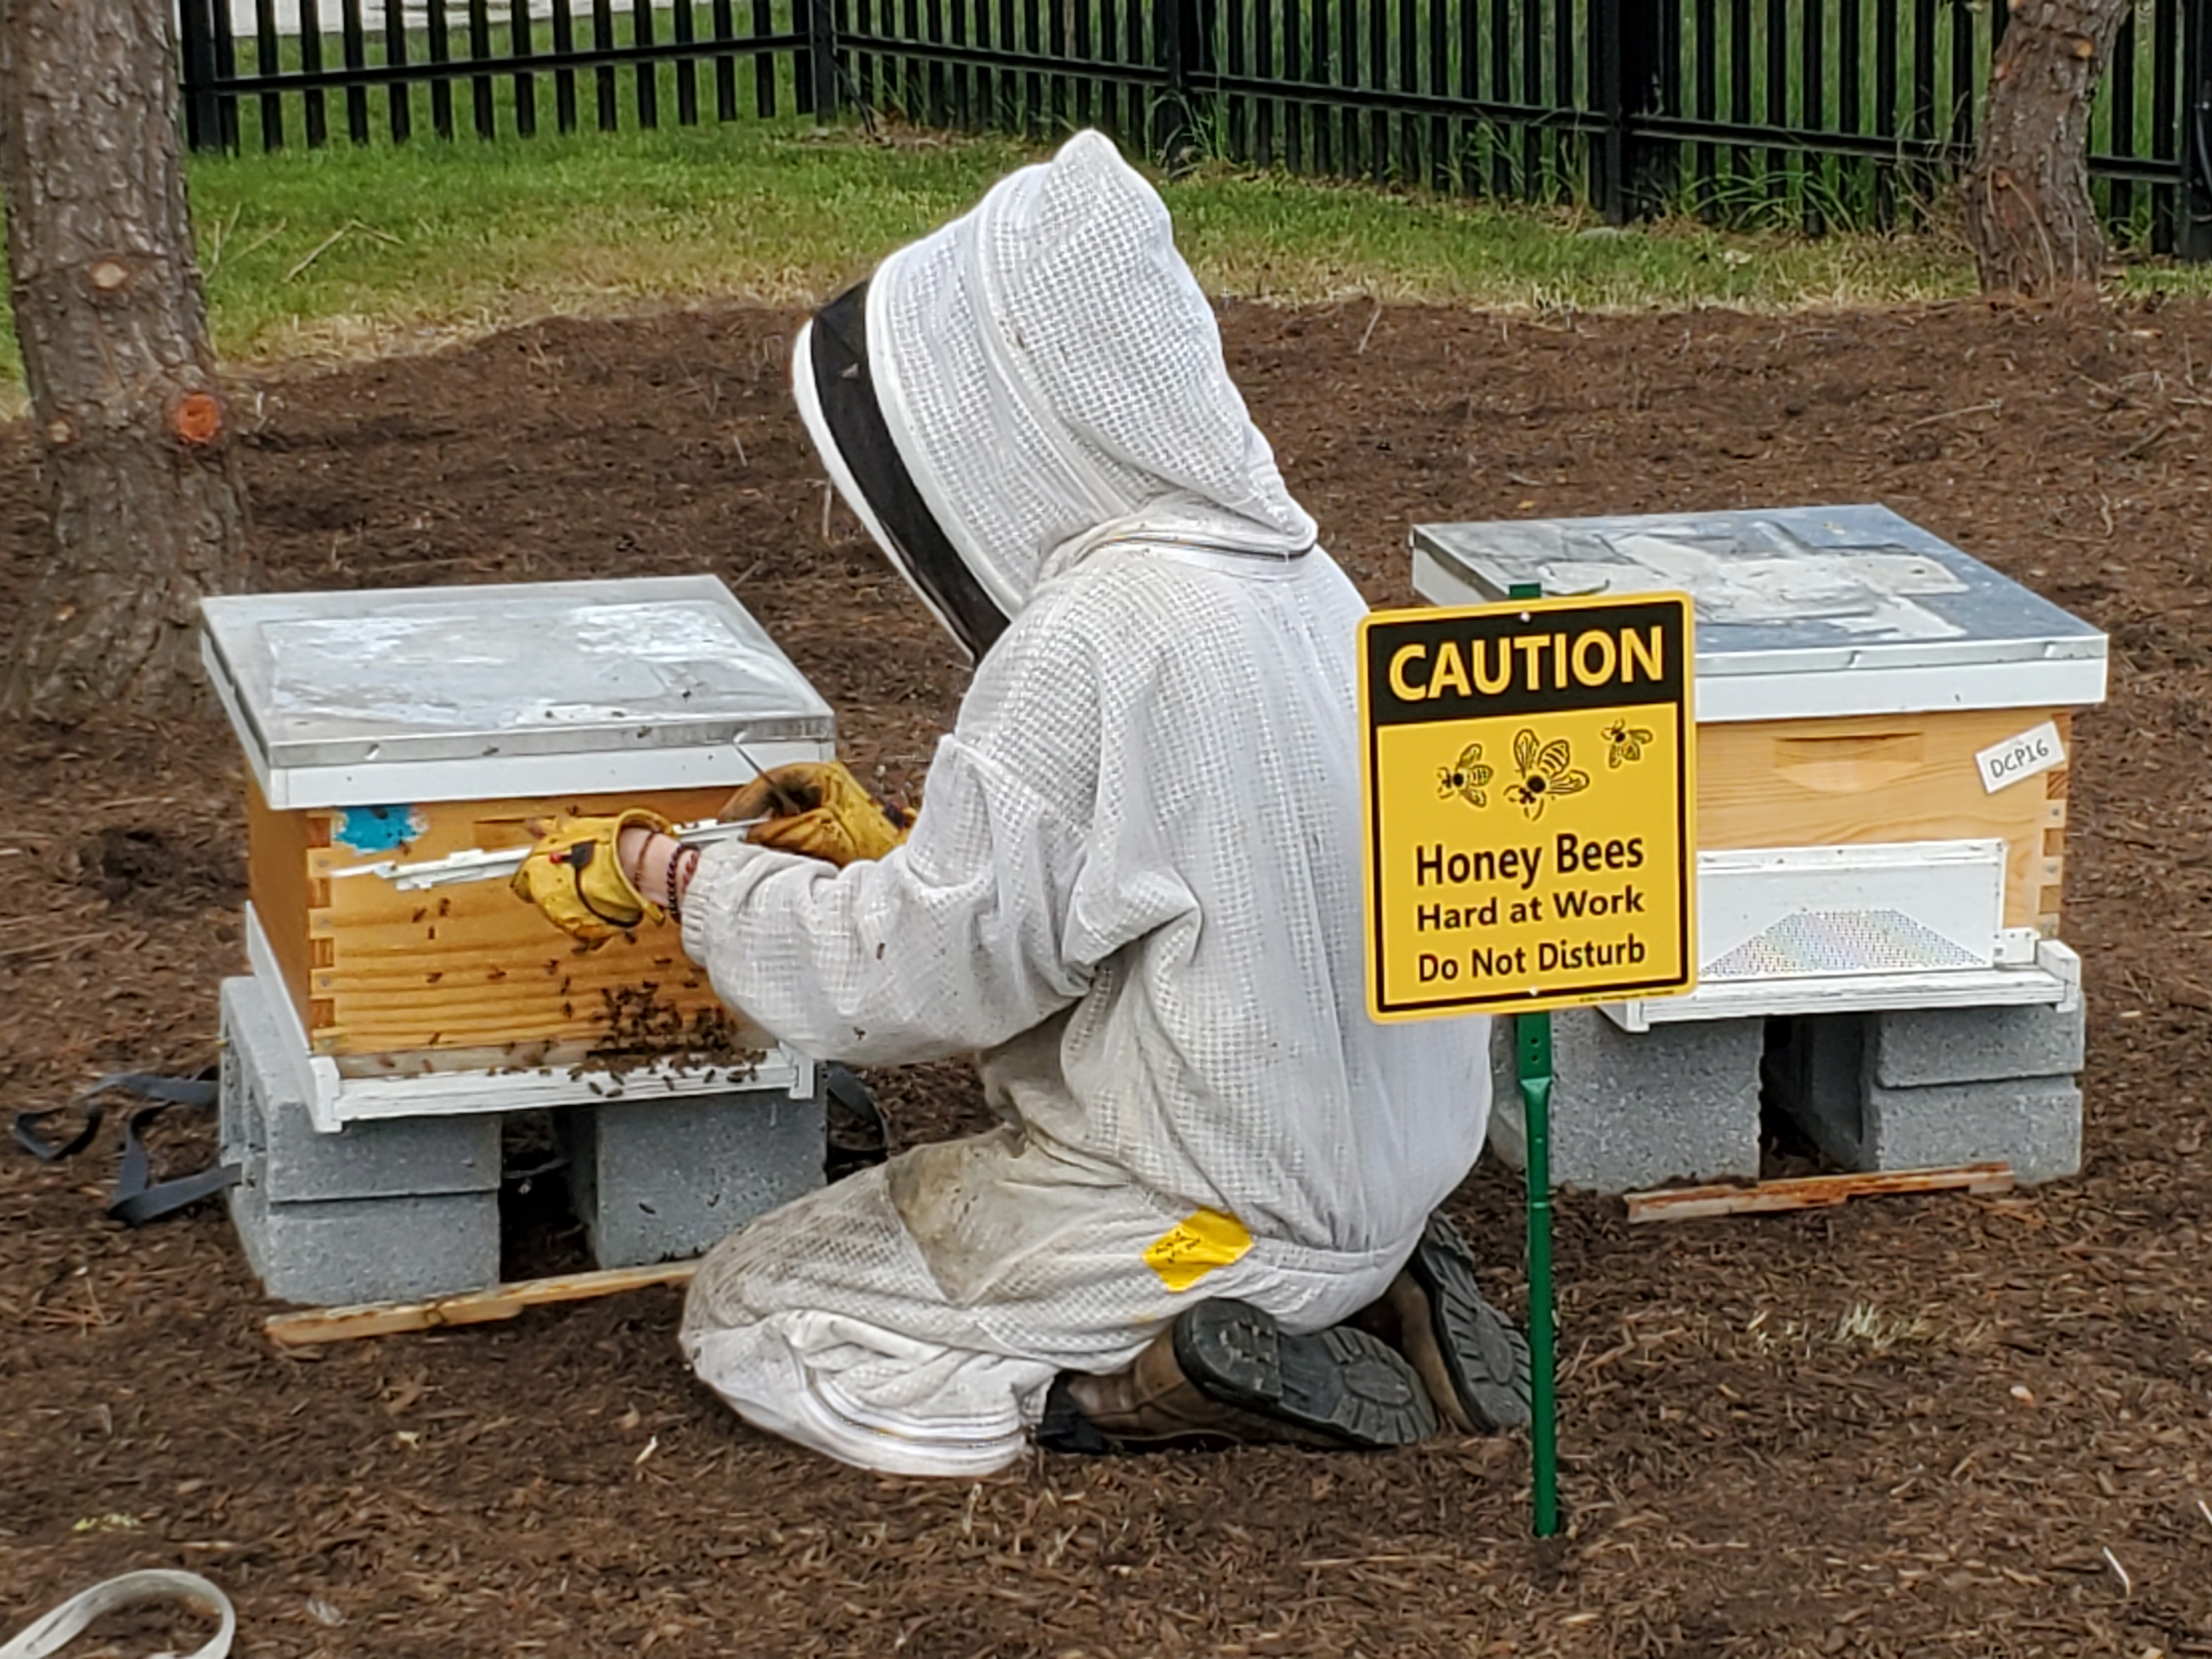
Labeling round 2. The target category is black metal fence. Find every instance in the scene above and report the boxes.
[179,0,2212,256]
[176,1,833,149]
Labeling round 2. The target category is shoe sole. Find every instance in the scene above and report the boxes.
[1407,1216,1533,1432]
[1171,1299,1438,1449]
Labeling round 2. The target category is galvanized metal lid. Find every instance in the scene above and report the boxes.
[202,577,836,807]
[1410,504,2107,722]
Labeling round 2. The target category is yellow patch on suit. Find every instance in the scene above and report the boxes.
[1143,1208,1254,1292]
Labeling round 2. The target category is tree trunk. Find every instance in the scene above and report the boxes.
[0,0,252,723]
[1962,0,2133,298]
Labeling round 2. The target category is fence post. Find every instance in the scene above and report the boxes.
[803,0,839,122]
[1158,0,1189,165]
[1590,0,1661,224]
[1157,0,1214,168]
[2185,0,2212,261]
[177,0,224,153]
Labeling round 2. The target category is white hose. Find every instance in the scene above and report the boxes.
[0,1571,234,1659]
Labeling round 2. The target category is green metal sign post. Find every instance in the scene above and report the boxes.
[1516,1009,1560,1537]
[1508,578,1561,1541]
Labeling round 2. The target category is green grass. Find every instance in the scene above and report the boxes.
[175,121,1036,370]
[1167,162,1979,307]
[168,120,1970,364]
[1,114,2208,405]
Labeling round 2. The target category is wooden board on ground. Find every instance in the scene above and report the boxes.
[265,1261,701,1347]
[1623,1163,2016,1224]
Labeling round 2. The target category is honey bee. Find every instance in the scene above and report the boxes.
[1436,743,1493,808]
[1602,719,1654,768]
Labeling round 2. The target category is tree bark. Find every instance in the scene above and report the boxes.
[0,0,252,723]
[1962,0,2133,298]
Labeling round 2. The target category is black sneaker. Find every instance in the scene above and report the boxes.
[1399,1215,1532,1434]
[1171,1299,1438,1449]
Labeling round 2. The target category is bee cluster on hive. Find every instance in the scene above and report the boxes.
[579,984,766,1091]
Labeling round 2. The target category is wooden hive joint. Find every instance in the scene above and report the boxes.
[253,785,761,1068]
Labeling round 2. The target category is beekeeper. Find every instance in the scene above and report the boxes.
[513,130,1528,1476]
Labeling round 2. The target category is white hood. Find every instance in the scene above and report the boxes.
[794,129,1317,654]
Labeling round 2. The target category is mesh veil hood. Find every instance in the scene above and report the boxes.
[792,129,1317,653]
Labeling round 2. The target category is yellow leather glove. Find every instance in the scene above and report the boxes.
[509,808,674,946]
[719,762,910,869]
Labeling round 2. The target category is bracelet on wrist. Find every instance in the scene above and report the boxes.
[667,841,702,922]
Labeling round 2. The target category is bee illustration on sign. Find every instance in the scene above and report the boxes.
[1602,718,1654,769]
[1436,743,1493,809]
[1504,729,1590,821]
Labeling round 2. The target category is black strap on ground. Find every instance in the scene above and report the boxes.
[13,1069,239,1226]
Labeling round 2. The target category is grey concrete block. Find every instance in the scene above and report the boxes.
[1764,1007,2083,1184]
[219,978,501,1202]
[221,974,502,1305]
[1858,1076,2083,1186]
[229,1174,503,1307]
[1869,1000,2086,1090]
[1485,1008,1765,1193]
[560,1088,825,1268]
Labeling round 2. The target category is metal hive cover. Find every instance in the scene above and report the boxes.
[1410,504,2107,683]
[202,576,835,773]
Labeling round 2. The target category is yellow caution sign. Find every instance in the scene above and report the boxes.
[1359,594,1697,1020]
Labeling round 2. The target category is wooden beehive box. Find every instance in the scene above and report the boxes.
[1411,506,2108,1021]
[204,577,836,1090]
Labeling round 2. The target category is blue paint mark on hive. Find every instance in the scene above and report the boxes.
[334,805,427,854]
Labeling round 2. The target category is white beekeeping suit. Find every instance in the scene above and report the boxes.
[675,129,1493,1476]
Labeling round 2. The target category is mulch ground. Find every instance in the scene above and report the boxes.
[3,294,2211,1658]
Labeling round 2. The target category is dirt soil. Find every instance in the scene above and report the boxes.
[4,296,2212,1658]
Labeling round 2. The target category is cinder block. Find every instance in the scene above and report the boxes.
[1858,1076,2083,1185]
[559,1088,825,1268]
[228,1175,503,1307]
[1485,1008,1764,1192]
[1764,1007,2083,1185]
[218,982,500,1203]
[219,978,501,1203]
[1868,1000,2086,1089]
[221,974,502,1305]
